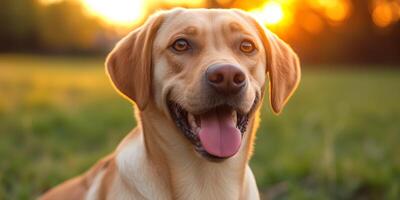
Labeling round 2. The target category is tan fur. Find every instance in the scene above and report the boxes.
[40,8,300,200]
[40,154,114,200]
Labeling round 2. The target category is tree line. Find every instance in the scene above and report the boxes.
[0,0,399,65]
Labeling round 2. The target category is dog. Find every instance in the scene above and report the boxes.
[40,8,300,200]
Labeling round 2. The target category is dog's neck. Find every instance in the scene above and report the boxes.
[117,103,258,200]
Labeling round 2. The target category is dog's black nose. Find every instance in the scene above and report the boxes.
[206,64,246,95]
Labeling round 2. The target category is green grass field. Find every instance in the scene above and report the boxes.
[1,55,399,199]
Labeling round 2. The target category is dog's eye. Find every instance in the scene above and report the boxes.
[240,40,256,53]
[172,39,190,52]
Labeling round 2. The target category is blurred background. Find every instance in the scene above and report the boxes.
[0,0,399,199]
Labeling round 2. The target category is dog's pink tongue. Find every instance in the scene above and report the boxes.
[198,110,241,158]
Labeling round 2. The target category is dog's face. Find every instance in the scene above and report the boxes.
[106,8,300,161]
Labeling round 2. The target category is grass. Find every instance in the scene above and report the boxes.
[0,55,399,199]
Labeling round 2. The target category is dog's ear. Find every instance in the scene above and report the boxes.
[236,10,301,114]
[262,29,301,114]
[105,13,164,110]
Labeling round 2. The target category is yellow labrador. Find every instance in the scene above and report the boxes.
[40,8,300,200]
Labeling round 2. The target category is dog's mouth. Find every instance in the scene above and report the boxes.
[167,96,258,161]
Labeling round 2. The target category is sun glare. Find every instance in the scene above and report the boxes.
[162,0,205,7]
[371,0,400,28]
[250,2,285,26]
[82,0,146,27]
[39,0,62,4]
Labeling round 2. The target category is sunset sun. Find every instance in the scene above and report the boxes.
[250,2,285,26]
[82,0,146,27]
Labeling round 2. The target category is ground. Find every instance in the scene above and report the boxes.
[0,55,399,199]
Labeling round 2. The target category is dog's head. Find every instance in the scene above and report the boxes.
[106,8,300,161]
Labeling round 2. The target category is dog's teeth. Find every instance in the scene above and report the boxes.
[188,113,197,129]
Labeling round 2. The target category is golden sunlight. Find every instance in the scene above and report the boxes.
[162,0,205,7]
[324,0,350,22]
[309,0,350,23]
[39,0,63,4]
[371,0,400,28]
[250,1,285,26]
[82,0,146,27]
